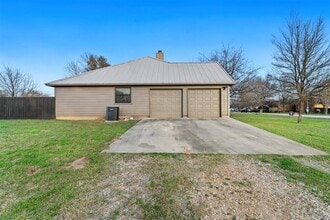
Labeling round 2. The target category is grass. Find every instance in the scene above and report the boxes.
[0,119,137,219]
[231,113,330,203]
[258,155,330,203]
[231,113,330,153]
[1,116,329,218]
[136,156,192,219]
[135,154,223,219]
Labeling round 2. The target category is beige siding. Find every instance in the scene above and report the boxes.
[117,87,149,116]
[55,85,230,119]
[221,87,229,117]
[55,87,113,119]
[227,87,230,117]
[182,88,188,116]
[55,87,149,119]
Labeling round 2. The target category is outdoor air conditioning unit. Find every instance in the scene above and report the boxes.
[106,107,119,121]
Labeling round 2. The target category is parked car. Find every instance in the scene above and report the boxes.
[240,108,252,113]
[258,105,270,113]
[251,108,260,113]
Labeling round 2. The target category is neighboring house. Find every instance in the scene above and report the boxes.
[269,104,294,113]
[313,103,329,114]
[46,51,235,120]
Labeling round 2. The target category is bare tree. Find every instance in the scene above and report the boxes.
[65,53,110,76]
[238,75,276,109]
[272,75,294,112]
[0,66,39,97]
[316,80,330,114]
[22,90,50,97]
[65,61,84,76]
[199,44,259,98]
[272,15,330,123]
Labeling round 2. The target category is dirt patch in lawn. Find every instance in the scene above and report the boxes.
[295,157,330,174]
[188,157,329,219]
[66,157,89,170]
[56,155,329,219]
[92,157,150,218]
[57,156,150,219]
[27,166,41,175]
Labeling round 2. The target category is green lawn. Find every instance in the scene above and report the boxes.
[257,155,330,202]
[232,113,330,202]
[1,117,329,218]
[231,113,330,153]
[0,120,137,219]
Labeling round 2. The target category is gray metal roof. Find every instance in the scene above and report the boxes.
[46,57,235,87]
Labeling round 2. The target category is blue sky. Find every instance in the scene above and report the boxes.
[0,0,329,95]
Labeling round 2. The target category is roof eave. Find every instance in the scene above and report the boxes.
[46,82,235,87]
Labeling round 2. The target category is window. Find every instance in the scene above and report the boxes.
[115,87,131,103]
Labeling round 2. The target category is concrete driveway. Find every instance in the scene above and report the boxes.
[106,118,327,155]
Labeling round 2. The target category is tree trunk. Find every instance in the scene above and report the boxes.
[325,104,328,115]
[298,100,304,123]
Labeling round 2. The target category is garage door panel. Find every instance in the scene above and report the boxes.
[150,90,182,118]
[188,89,220,118]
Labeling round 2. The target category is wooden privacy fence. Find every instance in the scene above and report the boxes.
[0,97,55,119]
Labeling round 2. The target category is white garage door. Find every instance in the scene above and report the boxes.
[150,90,182,118]
[188,89,220,118]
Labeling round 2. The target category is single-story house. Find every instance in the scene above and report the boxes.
[46,51,235,120]
[313,103,329,114]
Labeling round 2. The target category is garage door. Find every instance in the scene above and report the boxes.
[188,89,220,118]
[150,90,182,118]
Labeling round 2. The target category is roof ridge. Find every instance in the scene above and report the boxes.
[111,56,153,67]
[45,56,236,87]
[108,56,172,68]
[145,56,171,63]
[169,61,218,64]
[215,62,235,83]
[45,65,113,86]
[46,57,153,86]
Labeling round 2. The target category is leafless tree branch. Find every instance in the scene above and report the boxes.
[0,66,39,97]
[199,43,259,98]
[65,53,110,76]
[272,15,330,123]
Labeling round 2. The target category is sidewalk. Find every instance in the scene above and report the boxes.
[261,113,330,119]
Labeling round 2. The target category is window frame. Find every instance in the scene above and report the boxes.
[115,87,132,104]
